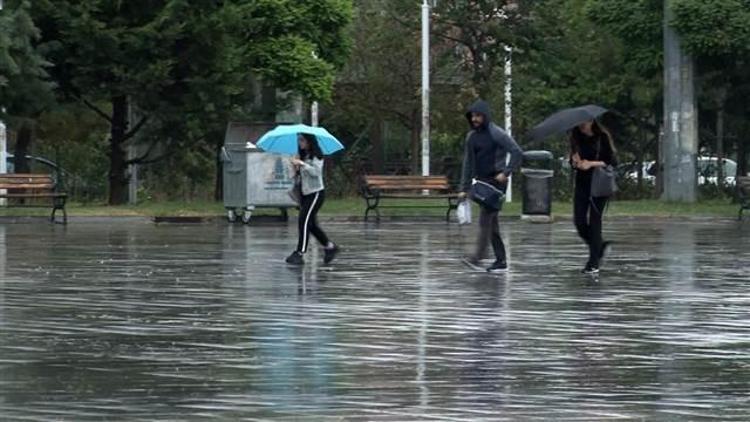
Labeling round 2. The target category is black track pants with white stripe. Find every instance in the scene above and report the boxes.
[296,189,330,253]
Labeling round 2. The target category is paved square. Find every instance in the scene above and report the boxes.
[0,219,748,420]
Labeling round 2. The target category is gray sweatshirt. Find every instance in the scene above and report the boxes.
[299,157,325,195]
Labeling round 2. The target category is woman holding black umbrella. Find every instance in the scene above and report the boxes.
[569,120,617,274]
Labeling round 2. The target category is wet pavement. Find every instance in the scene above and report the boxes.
[0,218,749,420]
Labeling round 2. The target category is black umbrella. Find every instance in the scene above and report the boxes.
[527,105,608,142]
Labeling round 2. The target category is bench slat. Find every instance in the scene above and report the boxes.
[0,183,55,188]
[379,194,457,199]
[365,175,448,180]
[0,193,67,198]
[369,185,449,190]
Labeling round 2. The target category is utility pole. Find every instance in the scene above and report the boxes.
[662,0,698,202]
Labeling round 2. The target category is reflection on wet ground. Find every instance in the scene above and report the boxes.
[0,219,749,420]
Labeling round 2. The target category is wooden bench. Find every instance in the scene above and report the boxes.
[361,175,459,222]
[738,176,750,221]
[0,174,68,224]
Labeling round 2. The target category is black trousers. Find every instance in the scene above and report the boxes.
[471,180,507,262]
[573,186,608,267]
[472,204,506,262]
[296,190,330,253]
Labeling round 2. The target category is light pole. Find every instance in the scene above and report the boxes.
[311,51,319,127]
[1,0,7,206]
[1,0,8,207]
[311,101,319,127]
[420,0,431,177]
[504,46,513,202]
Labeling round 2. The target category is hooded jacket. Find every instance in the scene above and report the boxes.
[460,99,523,192]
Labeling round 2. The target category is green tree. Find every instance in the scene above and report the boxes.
[671,0,750,180]
[586,0,750,183]
[0,0,55,173]
[32,0,352,204]
[429,0,535,97]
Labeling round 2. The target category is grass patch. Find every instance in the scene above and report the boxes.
[0,197,740,219]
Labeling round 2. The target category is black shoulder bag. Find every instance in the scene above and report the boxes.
[590,138,617,198]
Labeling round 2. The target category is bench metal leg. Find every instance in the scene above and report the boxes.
[364,195,380,222]
[446,197,459,222]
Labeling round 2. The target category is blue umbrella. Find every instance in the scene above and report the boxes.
[256,124,345,155]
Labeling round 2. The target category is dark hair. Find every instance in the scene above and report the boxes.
[569,120,617,155]
[298,133,323,160]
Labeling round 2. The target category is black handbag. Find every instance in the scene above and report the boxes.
[591,139,617,198]
[470,179,505,211]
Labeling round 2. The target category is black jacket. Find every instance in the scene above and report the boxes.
[460,100,523,192]
[572,133,617,189]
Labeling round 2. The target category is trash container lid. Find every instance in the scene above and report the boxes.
[521,168,554,177]
[522,150,554,161]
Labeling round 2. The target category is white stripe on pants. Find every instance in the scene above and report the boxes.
[300,191,320,253]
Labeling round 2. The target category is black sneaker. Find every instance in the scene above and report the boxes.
[285,251,304,265]
[323,244,340,264]
[487,260,508,273]
[581,264,599,275]
[461,257,484,272]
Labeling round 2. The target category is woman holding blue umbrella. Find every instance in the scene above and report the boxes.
[285,133,339,266]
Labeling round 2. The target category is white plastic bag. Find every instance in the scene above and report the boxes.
[457,200,472,225]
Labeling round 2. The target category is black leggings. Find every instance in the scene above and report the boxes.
[296,190,330,253]
[574,187,608,267]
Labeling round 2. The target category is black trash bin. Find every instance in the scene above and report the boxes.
[521,150,554,221]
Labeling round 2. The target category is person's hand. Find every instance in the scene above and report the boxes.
[290,158,304,166]
[578,160,591,170]
[571,153,581,168]
[458,192,467,199]
[495,173,508,184]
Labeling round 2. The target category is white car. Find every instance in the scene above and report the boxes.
[697,156,737,186]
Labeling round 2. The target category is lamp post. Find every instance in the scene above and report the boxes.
[420,0,431,177]
[1,0,7,206]
[1,0,8,207]
[504,46,512,202]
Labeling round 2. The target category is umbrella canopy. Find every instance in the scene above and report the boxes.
[256,124,345,155]
[527,105,608,141]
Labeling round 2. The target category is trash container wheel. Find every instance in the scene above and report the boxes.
[227,209,237,223]
[241,209,252,224]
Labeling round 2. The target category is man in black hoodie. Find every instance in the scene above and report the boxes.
[459,99,523,272]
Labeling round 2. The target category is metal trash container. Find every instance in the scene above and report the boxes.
[221,122,297,224]
[521,150,554,222]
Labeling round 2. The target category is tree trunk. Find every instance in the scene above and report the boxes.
[108,95,129,205]
[370,118,384,173]
[738,135,748,179]
[716,106,724,185]
[214,128,225,202]
[13,122,32,174]
[214,141,223,202]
